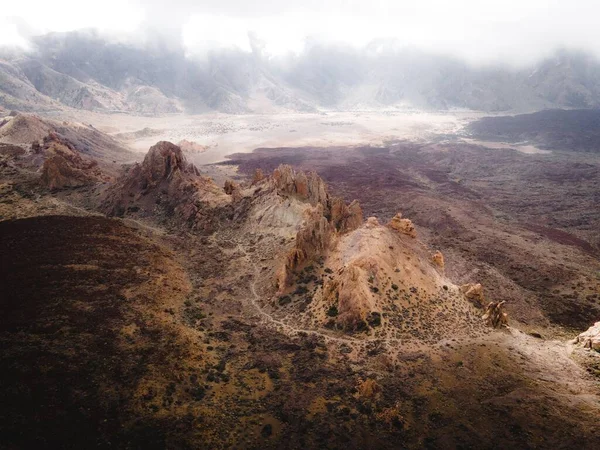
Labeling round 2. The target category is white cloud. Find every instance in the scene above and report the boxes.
[2,0,600,64]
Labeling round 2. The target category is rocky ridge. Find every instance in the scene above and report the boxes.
[101,141,230,232]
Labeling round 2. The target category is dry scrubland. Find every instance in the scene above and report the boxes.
[1,110,600,449]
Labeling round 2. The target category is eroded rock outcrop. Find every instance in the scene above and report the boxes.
[482,301,509,328]
[331,197,363,233]
[387,213,417,238]
[224,179,243,202]
[224,179,239,195]
[102,141,229,231]
[278,203,333,290]
[271,165,364,292]
[431,251,445,269]
[573,322,600,351]
[460,283,485,306]
[322,261,377,329]
[273,164,328,206]
[138,141,200,185]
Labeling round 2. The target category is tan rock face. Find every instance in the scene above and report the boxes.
[268,165,366,293]
[460,283,485,306]
[365,217,380,228]
[278,203,333,290]
[387,213,417,238]
[272,164,328,206]
[482,301,509,328]
[323,262,375,329]
[431,251,445,269]
[331,197,363,233]
[573,322,600,351]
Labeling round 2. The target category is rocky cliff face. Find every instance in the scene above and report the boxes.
[330,197,363,233]
[270,165,364,292]
[102,141,229,231]
[272,164,329,207]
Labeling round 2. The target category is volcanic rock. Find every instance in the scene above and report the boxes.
[224,179,239,195]
[482,301,509,328]
[102,141,229,231]
[431,251,445,269]
[573,322,600,351]
[387,212,417,238]
[278,203,333,290]
[331,197,363,233]
[272,164,328,206]
[460,283,485,306]
[139,141,200,185]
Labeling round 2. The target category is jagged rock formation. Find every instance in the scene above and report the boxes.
[278,203,333,290]
[431,250,445,269]
[40,133,105,189]
[270,165,364,292]
[102,141,229,231]
[482,301,509,328]
[387,212,417,238]
[322,262,377,329]
[330,197,363,233]
[460,283,486,306]
[273,164,328,206]
[573,322,600,351]
[303,211,481,332]
[139,141,200,182]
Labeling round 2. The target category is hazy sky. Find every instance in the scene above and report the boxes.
[1,0,599,65]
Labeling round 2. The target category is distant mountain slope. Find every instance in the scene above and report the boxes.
[3,32,600,114]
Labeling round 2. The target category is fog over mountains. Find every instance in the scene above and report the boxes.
[2,30,600,114]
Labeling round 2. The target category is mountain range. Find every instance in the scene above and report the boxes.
[3,31,600,114]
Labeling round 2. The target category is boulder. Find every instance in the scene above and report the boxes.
[387,212,417,238]
[573,322,600,351]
